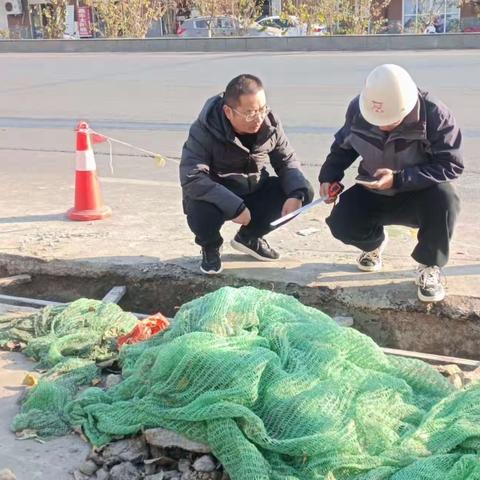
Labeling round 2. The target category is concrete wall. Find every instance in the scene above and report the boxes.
[1,33,480,53]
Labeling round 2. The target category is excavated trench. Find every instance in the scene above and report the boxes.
[1,263,479,359]
[1,263,478,480]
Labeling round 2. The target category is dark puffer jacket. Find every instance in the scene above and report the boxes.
[180,95,311,219]
[319,91,464,195]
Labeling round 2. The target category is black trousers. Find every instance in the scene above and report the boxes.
[185,177,314,248]
[326,182,460,267]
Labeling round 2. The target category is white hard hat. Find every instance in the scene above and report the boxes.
[359,64,418,126]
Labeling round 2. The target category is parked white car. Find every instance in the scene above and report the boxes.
[177,16,281,38]
[256,16,327,36]
[256,15,305,36]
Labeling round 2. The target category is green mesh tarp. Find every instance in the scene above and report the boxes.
[0,299,138,436]
[5,287,480,479]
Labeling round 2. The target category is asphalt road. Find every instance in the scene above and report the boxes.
[1,49,479,190]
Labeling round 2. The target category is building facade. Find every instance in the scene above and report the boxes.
[385,0,480,33]
[0,0,95,38]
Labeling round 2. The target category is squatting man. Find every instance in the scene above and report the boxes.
[180,74,314,274]
[180,66,463,303]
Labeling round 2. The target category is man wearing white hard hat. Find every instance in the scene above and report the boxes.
[319,64,463,302]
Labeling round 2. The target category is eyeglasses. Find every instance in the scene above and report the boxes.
[230,105,271,123]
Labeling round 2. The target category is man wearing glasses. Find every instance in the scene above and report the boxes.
[180,74,313,274]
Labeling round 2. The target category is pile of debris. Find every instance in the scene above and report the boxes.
[73,428,229,480]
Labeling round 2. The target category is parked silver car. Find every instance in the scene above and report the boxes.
[177,16,281,38]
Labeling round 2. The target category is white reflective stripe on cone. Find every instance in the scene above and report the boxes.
[75,150,97,171]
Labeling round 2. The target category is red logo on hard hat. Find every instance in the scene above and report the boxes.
[371,101,384,113]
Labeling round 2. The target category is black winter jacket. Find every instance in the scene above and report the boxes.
[180,95,311,219]
[319,91,464,195]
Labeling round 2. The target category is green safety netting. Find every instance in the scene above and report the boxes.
[2,287,480,479]
[0,299,138,436]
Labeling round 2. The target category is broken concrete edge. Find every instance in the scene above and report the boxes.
[0,253,478,319]
[144,428,211,454]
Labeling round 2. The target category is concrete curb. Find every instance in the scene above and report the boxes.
[1,34,480,53]
[0,253,479,358]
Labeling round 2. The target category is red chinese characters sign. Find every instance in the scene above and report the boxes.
[78,7,93,38]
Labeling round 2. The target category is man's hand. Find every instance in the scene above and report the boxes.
[232,207,251,226]
[281,198,303,217]
[366,168,394,191]
[319,182,336,204]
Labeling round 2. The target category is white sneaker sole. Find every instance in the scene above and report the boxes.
[200,265,223,275]
[357,262,383,272]
[230,238,280,262]
[417,288,445,303]
[356,232,389,273]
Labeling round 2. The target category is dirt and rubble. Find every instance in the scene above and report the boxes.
[71,431,228,480]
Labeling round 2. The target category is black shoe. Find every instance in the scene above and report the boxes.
[416,265,445,302]
[230,233,280,262]
[200,246,223,274]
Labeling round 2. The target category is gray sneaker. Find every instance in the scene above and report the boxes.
[416,265,446,302]
[356,232,389,272]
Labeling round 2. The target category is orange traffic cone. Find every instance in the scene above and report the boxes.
[68,121,112,221]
